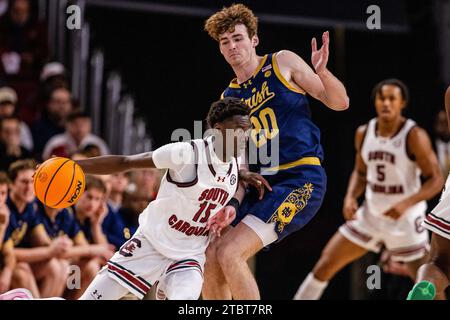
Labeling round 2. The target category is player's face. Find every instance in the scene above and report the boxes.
[219,24,258,67]
[217,115,251,158]
[11,169,35,203]
[374,85,405,122]
[78,188,104,217]
[0,183,8,205]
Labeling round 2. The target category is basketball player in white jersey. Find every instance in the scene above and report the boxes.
[408,86,450,300]
[293,79,444,300]
[0,97,255,300]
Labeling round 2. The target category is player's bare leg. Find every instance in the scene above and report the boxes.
[215,222,264,299]
[408,234,450,300]
[294,232,368,299]
[32,258,67,298]
[64,258,101,300]
[11,262,40,298]
[202,228,232,299]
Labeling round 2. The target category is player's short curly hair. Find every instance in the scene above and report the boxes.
[371,78,410,106]
[204,3,258,42]
[206,97,249,128]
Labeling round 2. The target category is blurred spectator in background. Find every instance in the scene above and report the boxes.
[35,202,114,299]
[118,188,153,240]
[42,110,109,160]
[7,159,68,298]
[128,169,160,200]
[107,172,130,212]
[0,171,15,294]
[0,0,48,122]
[31,86,72,158]
[73,176,110,247]
[434,110,450,176]
[0,116,32,171]
[0,86,32,150]
[32,62,69,122]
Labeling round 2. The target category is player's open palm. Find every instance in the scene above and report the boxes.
[342,196,358,220]
[206,206,236,237]
[311,31,330,74]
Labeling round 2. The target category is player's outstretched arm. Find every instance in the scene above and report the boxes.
[276,32,349,111]
[75,152,156,175]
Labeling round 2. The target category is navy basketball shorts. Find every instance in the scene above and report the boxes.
[232,164,327,243]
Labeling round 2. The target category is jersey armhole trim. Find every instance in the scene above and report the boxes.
[166,141,199,188]
[272,52,306,95]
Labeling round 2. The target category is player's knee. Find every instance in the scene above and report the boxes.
[216,242,240,268]
[83,259,101,279]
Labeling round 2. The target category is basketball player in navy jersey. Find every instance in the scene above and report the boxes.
[203,4,349,299]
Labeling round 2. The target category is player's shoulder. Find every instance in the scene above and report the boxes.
[274,50,304,67]
[406,123,430,143]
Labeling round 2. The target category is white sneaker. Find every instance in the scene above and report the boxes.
[0,288,34,300]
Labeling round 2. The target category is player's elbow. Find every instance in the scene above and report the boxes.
[333,96,350,111]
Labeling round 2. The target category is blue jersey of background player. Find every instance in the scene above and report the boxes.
[203,4,349,299]
[36,202,83,242]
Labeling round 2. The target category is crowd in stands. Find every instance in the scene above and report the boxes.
[0,0,161,299]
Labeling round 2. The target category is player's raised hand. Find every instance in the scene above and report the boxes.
[239,170,272,200]
[206,205,236,237]
[342,196,358,220]
[311,31,330,74]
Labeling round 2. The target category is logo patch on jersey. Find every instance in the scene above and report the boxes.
[393,139,402,148]
[230,174,237,185]
[217,176,225,183]
[119,238,142,257]
[264,70,272,78]
[262,64,272,72]
[269,183,314,233]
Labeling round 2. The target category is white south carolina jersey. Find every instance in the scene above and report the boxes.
[138,137,239,260]
[361,118,426,217]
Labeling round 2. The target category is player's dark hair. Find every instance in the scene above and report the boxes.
[371,78,410,106]
[0,171,10,185]
[206,97,249,128]
[8,159,36,182]
[85,176,107,194]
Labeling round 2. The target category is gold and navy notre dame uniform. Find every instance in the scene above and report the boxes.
[35,202,84,242]
[5,197,44,248]
[223,52,327,241]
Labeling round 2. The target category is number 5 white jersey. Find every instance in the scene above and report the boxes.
[361,118,426,218]
[138,138,238,260]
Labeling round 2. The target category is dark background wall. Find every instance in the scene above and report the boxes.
[85,0,444,299]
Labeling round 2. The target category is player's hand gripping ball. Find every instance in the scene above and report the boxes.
[34,157,85,208]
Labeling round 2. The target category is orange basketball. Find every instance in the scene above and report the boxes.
[34,157,86,209]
